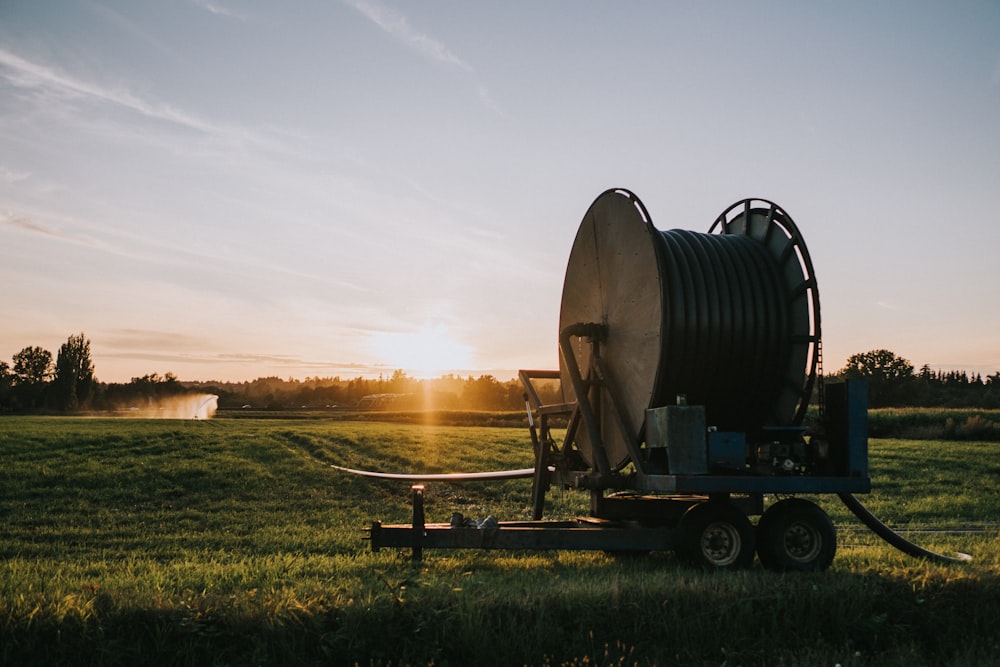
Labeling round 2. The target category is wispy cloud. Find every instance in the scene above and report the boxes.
[342,0,506,115]
[0,203,373,299]
[102,329,214,352]
[0,47,216,134]
[0,204,237,276]
[1,211,55,236]
[0,165,30,183]
[189,0,248,21]
[476,83,508,118]
[0,47,285,155]
[98,341,381,376]
[343,0,471,71]
[0,210,111,251]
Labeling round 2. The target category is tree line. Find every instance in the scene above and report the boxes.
[183,370,559,412]
[0,334,560,413]
[2,335,998,413]
[832,348,1000,409]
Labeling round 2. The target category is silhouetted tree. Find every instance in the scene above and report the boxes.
[52,333,95,411]
[0,360,12,410]
[11,346,53,409]
[12,346,52,384]
[836,349,915,407]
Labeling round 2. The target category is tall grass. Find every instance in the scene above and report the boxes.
[1,416,998,666]
[865,408,1000,441]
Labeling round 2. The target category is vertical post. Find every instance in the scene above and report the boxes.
[844,380,869,478]
[411,484,425,562]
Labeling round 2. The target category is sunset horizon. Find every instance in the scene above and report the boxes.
[3,2,998,387]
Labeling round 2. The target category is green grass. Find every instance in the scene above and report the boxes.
[1,416,998,666]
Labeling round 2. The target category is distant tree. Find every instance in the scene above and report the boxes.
[52,333,95,411]
[128,373,184,403]
[12,346,53,385]
[462,375,509,410]
[0,360,12,410]
[912,363,935,404]
[11,346,53,409]
[836,349,915,407]
[385,369,416,394]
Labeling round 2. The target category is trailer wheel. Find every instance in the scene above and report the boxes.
[756,499,836,572]
[677,501,755,569]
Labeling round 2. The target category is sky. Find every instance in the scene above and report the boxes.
[1,1,998,383]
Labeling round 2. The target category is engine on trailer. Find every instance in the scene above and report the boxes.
[642,401,828,477]
[751,434,814,476]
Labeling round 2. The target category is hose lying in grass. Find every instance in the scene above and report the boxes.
[329,464,540,481]
[839,493,973,564]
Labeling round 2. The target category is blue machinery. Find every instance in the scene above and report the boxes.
[363,189,965,571]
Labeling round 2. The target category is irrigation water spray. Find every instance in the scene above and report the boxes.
[121,394,219,419]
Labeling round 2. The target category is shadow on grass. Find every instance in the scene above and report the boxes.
[4,562,998,667]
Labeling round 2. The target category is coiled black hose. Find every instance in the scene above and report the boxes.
[654,228,791,431]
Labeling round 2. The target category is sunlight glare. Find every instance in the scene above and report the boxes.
[371,324,473,377]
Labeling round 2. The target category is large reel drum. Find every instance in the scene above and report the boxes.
[559,189,821,470]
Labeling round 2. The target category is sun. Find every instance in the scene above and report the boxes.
[371,324,473,377]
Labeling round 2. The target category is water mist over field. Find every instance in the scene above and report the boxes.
[120,394,218,419]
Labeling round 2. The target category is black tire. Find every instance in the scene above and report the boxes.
[676,501,755,570]
[756,498,836,572]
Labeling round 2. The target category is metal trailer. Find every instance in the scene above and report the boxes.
[362,189,966,571]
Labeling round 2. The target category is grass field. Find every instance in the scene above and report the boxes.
[1,416,998,666]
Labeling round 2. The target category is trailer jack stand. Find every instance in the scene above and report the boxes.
[411,485,425,562]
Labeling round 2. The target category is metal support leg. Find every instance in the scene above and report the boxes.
[559,322,612,477]
[531,452,549,521]
[411,485,425,561]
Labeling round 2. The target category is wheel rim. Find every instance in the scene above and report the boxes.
[783,520,823,563]
[700,521,742,566]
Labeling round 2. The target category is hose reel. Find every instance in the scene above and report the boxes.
[559,189,820,469]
